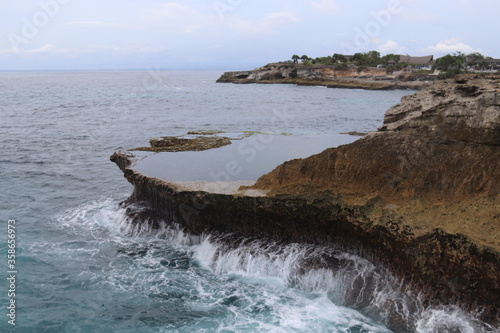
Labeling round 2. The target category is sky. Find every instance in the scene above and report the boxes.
[0,0,499,71]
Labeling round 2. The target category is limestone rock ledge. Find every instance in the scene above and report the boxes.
[246,74,500,325]
[217,63,435,90]
[111,74,499,329]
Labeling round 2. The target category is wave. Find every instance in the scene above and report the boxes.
[37,198,496,333]
[112,204,493,333]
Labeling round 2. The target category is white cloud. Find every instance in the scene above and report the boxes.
[378,40,408,54]
[222,10,303,36]
[142,3,302,37]
[152,2,194,18]
[0,48,18,54]
[261,10,303,29]
[405,11,438,23]
[68,21,132,29]
[311,0,340,16]
[427,38,482,55]
[0,44,58,55]
[25,44,55,54]
[145,2,207,34]
[86,45,169,53]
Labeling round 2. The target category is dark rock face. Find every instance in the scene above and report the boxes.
[112,74,500,329]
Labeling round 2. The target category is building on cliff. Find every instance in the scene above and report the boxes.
[397,55,434,66]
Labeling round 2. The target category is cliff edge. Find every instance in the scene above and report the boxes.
[249,74,499,248]
[112,74,499,330]
[244,74,499,325]
[217,63,435,90]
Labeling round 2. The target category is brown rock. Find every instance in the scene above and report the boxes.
[243,75,500,325]
[112,74,500,329]
[217,63,435,90]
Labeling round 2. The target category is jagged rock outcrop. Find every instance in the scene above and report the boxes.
[112,74,499,330]
[217,63,435,90]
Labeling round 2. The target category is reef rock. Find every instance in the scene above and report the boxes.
[217,62,435,90]
[112,74,499,330]
[247,74,500,324]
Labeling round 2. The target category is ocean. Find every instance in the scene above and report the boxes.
[0,71,491,332]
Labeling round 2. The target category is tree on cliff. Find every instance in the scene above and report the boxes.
[465,52,490,70]
[366,50,381,66]
[314,56,334,65]
[352,53,366,66]
[291,55,300,63]
[352,51,381,67]
[433,52,467,78]
[466,52,484,66]
[434,52,466,71]
[381,54,400,66]
[332,53,347,63]
[301,55,311,63]
[381,54,401,74]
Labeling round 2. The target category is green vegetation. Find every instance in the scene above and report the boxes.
[432,51,498,78]
[288,51,498,78]
[291,50,400,68]
[433,52,466,71]
[380,54,401,74]
[466,52,489,71]
[433,52,467,78]
[352,51,381,67]
[301,55,311,63]
[314,56,335,65]
[332,53,347,63]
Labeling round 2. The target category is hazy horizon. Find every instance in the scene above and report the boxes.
[1,0,499,71]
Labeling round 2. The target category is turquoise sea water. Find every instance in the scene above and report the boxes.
[0,71,492,332]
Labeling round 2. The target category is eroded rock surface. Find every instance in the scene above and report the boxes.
[217,63,435,90]
[112,75,499,329]
[245,75,500,325]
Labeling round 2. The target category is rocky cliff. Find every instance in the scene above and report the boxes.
[246,74,500,325]
[217,63,435,90]
[250,74,499,231]
[112,74,499,331]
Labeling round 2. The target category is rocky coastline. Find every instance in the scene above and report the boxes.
[216,62,436,90]
[111,74,499,331]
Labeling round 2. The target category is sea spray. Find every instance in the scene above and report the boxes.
[191,233,415,331]
[116,202,495,333]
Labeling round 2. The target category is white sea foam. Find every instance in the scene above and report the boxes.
[415,306,495,333]
[38,197,496,333]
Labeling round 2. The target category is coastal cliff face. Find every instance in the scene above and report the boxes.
[217,63,435,90]
[112,74,499,330]
[251,75,499,216]
[247,74,500,324]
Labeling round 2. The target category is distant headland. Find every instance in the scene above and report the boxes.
[217,51,500,90]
